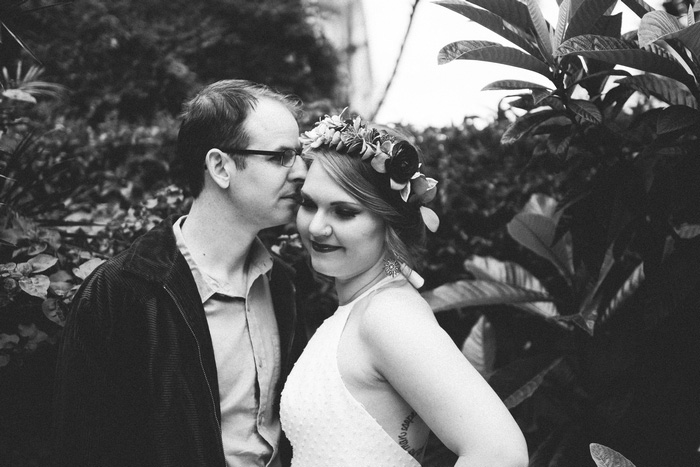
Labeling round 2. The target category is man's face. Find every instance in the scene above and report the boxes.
[231,98,306,230]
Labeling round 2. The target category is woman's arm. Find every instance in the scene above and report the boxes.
[360,289,529,467]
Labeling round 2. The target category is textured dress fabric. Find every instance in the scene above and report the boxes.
[280,277,421,467]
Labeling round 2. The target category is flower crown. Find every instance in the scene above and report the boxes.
[299,111,440,232]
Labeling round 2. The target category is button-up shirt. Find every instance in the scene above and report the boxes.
[174,216,282,467]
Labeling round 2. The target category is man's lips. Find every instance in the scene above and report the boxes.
[282,193,302,203]
[311,241,342,253]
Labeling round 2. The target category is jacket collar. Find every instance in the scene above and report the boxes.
[121,215,183,283]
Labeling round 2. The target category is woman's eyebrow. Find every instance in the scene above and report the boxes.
[299,191,360,208]
[330,201,361,208]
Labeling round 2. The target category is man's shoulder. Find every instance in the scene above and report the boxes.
[79,218,179,291]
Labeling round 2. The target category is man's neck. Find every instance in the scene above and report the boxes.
[181,197,258,285]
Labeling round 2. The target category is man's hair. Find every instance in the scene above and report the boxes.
[176,79,301,197]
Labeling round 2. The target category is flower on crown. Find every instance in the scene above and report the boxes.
[300,110,440,232]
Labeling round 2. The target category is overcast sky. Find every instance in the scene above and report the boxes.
[365,0,662,129]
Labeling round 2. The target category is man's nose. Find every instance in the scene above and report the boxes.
[288,154,308,182]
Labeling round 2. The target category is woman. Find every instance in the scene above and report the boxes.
[280,113,528,467]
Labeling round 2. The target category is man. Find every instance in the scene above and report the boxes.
[53,80,308,467]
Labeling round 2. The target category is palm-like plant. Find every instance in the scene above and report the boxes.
[423,0,700,464]
[436,0,699,154]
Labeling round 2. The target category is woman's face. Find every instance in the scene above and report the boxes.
[296,160,386,284]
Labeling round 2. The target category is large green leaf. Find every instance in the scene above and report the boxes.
[482,79,553,92]
[501,108,562,144]
[438,40,552,78]
[500,357,566,408]
[616,74,698,108]
[556,35,696,91]
[568,99,603,124]
[656,105,700,134]
[448,0,534,32]
[638,10,683,48]
[554,0,571,49]
[466,255,550,294]
[520,192,562,222]
[464,255,560,320]
[524,0,554,62]
[421,278,553,315]
[590,443,637,467]
[639,10,700,61]
[434,1,542,59]
[564,0,618,41]
[507,212,575,280]
[461,314,496,377]
[618,0,654,18]
[598,263,645,326]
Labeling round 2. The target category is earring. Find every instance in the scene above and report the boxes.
[383,258,401,277]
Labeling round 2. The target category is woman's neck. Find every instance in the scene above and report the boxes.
[335,258,389,306]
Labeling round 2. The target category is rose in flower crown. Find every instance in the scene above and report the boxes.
[299,111,440,232]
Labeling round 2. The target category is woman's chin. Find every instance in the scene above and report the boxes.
[309,258,338,278]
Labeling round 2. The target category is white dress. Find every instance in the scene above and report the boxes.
[280,276,422,467]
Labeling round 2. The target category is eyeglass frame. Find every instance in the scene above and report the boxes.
[216,147,302,167]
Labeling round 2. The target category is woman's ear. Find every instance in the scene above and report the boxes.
[204,148,230,189]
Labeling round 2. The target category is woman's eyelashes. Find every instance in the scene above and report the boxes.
[299,196,359,219]
[333,206,359,219]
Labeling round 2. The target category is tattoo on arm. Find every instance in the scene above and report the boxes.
[397,410,426,457]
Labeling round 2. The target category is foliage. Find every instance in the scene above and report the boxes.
[426,0,700,465]
[590,443,636,467]
[19,0,340,123]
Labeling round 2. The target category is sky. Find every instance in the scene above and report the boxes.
[363,0,662,129]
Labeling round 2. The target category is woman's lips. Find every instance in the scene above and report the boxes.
[311,241,342,253]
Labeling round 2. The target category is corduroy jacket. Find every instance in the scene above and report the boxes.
[53,216,305,467]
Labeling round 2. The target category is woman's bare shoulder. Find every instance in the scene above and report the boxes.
[356,282,438,346]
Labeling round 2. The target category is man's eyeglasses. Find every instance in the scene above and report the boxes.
[219,148,302,167]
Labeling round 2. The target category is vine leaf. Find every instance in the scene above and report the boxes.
[72,258,106,280]
[27,253,58,273]
[19,274,50,299]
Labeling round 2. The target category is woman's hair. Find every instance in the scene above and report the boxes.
[311,139,427,269]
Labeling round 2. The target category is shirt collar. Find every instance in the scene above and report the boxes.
[173,215,273,302]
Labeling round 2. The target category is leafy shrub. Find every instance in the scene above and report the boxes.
[422,0,700,464]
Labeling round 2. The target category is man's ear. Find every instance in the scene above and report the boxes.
[204,149,230,189]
